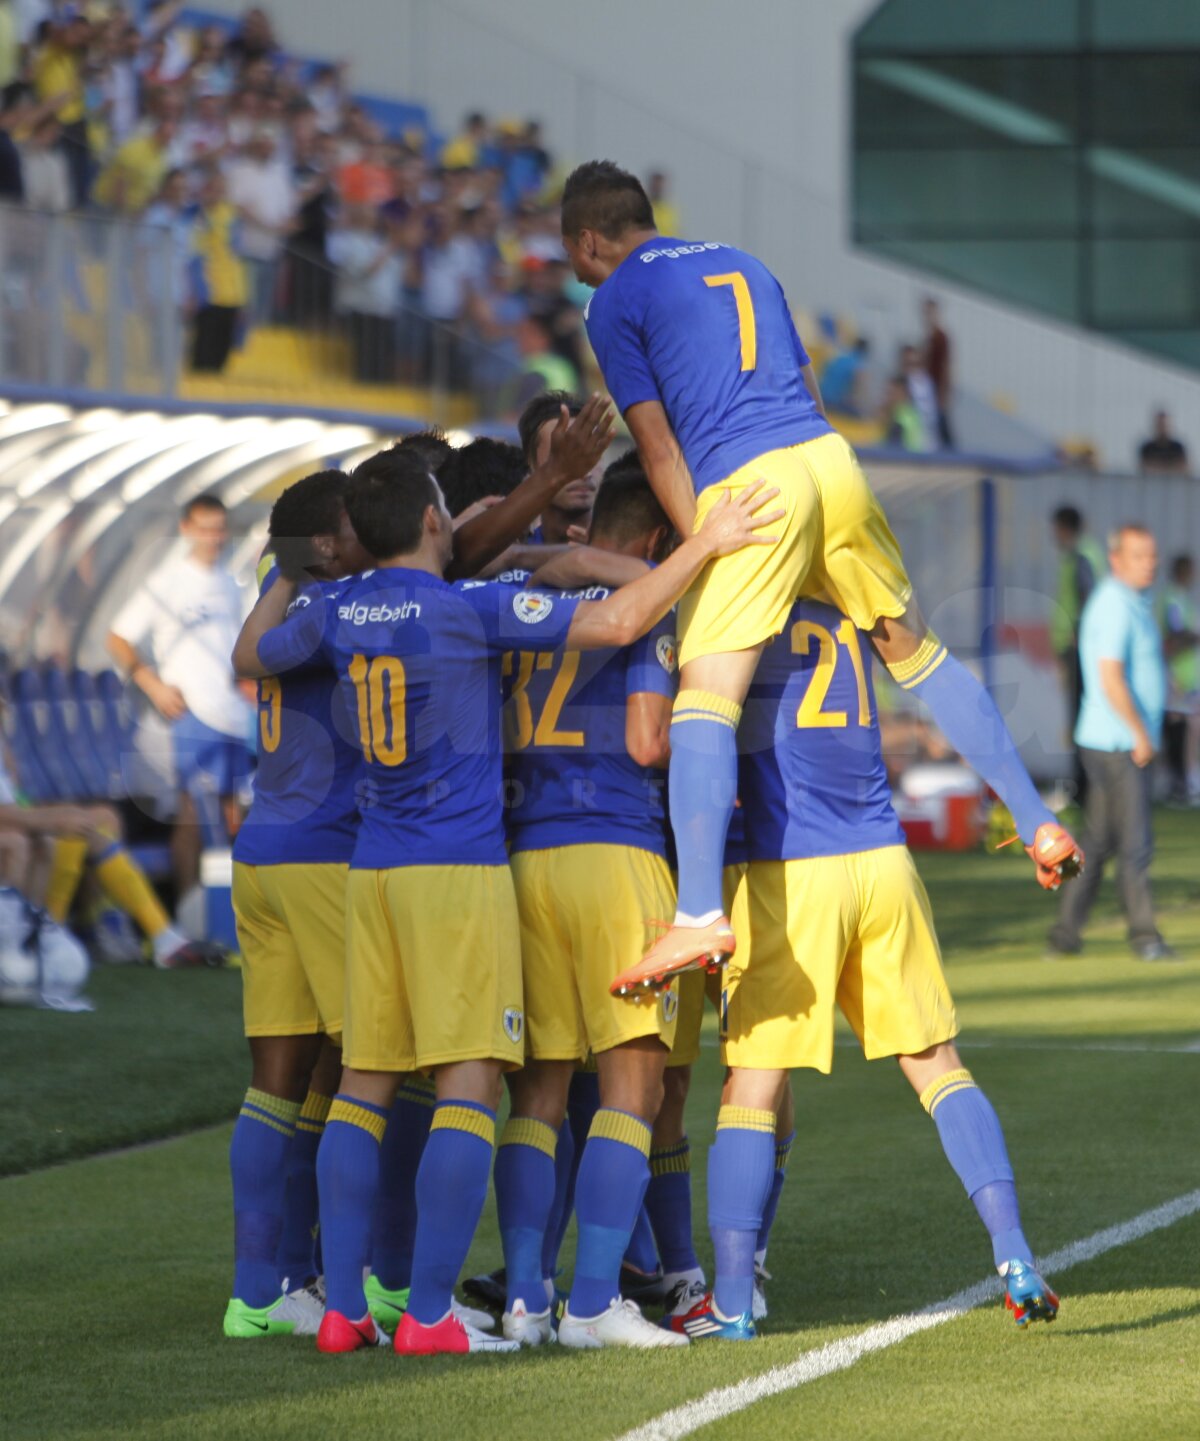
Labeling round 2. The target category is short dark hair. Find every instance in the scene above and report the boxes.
[1170,553,1193,581]
[517,390,583,468]
[438,438,527,518]
[181,493,226,521]
[561,160,655,240]
[1052,505,1083,534]
[346,449,441,558]
[268,469,346,578]
[590,450,671,548]
[390,428,454,475]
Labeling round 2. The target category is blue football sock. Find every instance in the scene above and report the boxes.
[646,1139,701,1274]
[407,1101,496,1325]
[893,639,1054,845]
[230,1088,300,1308]
[756,1130,794,1263]
[542,1117,575,1284]
[708,1106,776,1319]
[495,1116,558,1312]
[624,1205,660,1274]
[921,1069,1034,1270]
[315,1095,388,1319]
[276,1090,331,1288]
[669,690,742,922]
[569,1109,652,1319]
[548,1070,601,1278]
[371,1076,434,1291]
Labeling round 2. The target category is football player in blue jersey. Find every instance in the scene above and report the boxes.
[495,458,691,1350]
[225,470,371,1341]
[234,448,780,1357]
[660,598,1058,1340]
[561,161,1082,989]
[519,390,601,546]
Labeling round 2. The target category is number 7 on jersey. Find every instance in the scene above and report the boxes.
[704,272,757,372]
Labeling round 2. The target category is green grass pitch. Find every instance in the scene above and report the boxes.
[3,812,1199,1440]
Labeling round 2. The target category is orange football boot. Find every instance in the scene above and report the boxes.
[610,917,736,997]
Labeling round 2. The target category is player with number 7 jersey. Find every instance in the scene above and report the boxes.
[563,160,1081,990]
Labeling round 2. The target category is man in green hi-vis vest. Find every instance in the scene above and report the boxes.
[1051,505,1106,802]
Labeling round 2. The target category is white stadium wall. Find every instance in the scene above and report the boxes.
[211,0,1200,468]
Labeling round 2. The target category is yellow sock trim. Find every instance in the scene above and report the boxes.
[45,837,89,923]
[499,1116,558,1159]
[717,1105,776,1135]
[887,632,948,690]
[431,1104,495,1147]
[94,848,171,939]
[589,1108,651,1156]
[919,1068,976,1116]
[649,1140,691,1176]
[673,689,743,730]
[396,1075,437,1108]
[241,1088,301,1139]
[775,1135,794,1171]
[295,1091,333,1134]
[328,1098,388,1143]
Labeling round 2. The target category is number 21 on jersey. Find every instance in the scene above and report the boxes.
[791,619,871,729]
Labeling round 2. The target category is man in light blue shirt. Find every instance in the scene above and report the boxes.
[1050,525,1173,961]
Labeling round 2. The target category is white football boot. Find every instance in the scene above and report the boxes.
[558,1297,688,1350]
[502,1297,555,1346]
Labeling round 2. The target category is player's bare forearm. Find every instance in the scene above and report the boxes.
[447,396,614,580]
[625,691,672,767]
[801,362,827,420]
[106,631,144,680]
[232,576,298,679]
[476,543,568,579]
[625,401,697,536]
[530,548,650,591]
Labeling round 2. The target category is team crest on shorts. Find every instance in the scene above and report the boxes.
[503,1007,525,1043]
[513,591,554,625]
[660,987,679,1023]
[655,634,678,674]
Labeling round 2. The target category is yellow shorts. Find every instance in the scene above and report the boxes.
[720,846,958,1073]
[232,861,348,1038]
[344,865,525,1073]
[666,860,747,1068]
[513,844,678,1062]
[677,432,912,667]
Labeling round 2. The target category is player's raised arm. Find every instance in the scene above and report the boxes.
[565,482,781,652]
[446,395,615,580]
[529,546,650,590]
[624,401,697,538]
[231,573,299,678]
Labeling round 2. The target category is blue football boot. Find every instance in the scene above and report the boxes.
[1003,1259,1059,1327]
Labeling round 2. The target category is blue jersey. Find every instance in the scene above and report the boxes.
[505,586,677,855]
[257,567,579,870]
[233,568,361,866]
[739,597,904,861]
[584,237,831,495]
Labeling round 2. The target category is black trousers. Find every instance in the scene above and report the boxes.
[1049,747,1161,951]
[1061,648,1088,804]
[191,305,240,373]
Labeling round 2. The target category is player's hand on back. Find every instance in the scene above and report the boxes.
[696,480,783,557]
[547,393,615,482]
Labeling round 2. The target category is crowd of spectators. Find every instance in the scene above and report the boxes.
[0,3,598,399]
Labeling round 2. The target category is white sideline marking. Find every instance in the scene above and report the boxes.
[616,1188,1200,1441]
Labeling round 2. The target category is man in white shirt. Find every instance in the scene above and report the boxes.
[107,494,254,895]
[224,130,296,323]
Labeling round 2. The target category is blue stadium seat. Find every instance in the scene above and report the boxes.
[43,666,109,800]
[8,669,70,800]
[71,668,126,801]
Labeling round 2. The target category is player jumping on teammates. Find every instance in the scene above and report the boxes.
[559,161,1082,991]
[235,450,779,1357]
[662,595,1059,1340]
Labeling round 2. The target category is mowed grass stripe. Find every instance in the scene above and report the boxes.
[619,1187,1200,1441]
